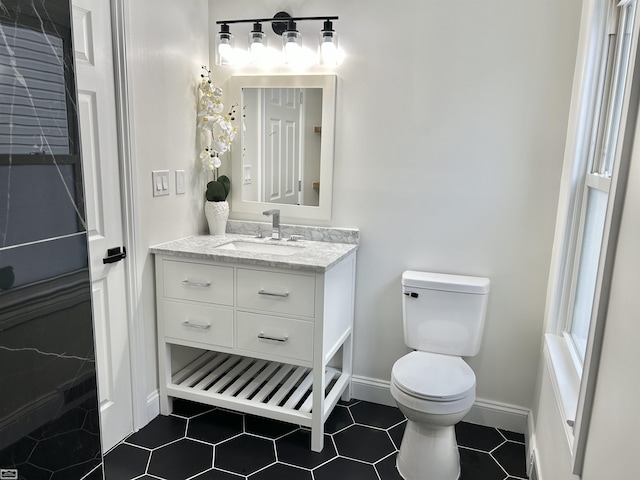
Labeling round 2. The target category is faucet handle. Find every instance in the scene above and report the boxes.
[287,235,304,242]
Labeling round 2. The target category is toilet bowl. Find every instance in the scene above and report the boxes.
[391,351,476,480]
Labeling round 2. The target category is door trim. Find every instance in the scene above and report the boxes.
[110,0,149,430]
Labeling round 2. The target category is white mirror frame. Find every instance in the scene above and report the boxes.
[228,74,337,222]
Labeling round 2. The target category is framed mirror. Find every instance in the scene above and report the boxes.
[229,75,336,221]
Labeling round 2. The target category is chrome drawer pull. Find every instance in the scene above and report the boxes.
[181,320,211,330]
[258,333,289,343]
[182,280,211,288]
[258,289,289,298]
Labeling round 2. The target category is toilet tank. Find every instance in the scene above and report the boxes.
[402,271,490,357]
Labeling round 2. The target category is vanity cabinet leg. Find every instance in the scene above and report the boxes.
[158,343,172,415]
[341,331,354,402]
[311,365,326,452]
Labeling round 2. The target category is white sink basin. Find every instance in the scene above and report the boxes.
[215,240,304,256]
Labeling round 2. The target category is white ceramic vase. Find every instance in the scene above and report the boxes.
[205,200,229,235]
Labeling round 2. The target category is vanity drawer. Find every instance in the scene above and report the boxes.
[237,269,315,318]
[163,300,233,348]
[236,311,313,362]
[163,260,233,305]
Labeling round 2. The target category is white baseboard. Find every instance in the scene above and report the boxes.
[145,390,160,425]
[351,375,530,434]
[351,375,396,407]
[526,412,540,480]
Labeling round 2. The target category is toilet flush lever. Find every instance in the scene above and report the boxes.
[404,292,419,298]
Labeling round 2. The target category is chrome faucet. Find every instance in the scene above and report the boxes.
[262,209,281,240]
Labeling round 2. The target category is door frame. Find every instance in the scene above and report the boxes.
[108,0,148,431]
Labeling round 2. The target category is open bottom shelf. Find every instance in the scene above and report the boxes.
[167,351,348,427]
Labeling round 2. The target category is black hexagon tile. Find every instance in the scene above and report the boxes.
[375,453,404,480]
[493,441,527,478]
[214,434,275,475]
[499,428,526,443]
[333,424,396,463]
[349,401,406,429]
[388,420,407,450]
[192,468,245,479]
[124,415,186,449]
[171,398,215,418]
[459,447,507,480]
[314,457,379,480]
[249,462,313,480]
[103,443,149,479]
[455,421,507,452]
[147,438,213,480]
[187,409,243,444]
[275,430,336,469]
[245,414,299,439]
[324,405,354,434]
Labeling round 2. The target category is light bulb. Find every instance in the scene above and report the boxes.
[320,38,338,66]
[216,24,234,66]
[218,42,233,62]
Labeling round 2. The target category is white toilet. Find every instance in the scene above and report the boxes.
[391,270,490,480]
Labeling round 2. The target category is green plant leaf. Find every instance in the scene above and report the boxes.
[218,175,231,198]
[206,180,227,202]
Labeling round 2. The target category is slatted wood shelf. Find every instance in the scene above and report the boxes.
[167,351,349,427]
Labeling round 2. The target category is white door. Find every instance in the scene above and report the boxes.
[263,88,301,204]
[72,0,133,453]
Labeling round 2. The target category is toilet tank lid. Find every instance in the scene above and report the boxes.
[402,271,490,294]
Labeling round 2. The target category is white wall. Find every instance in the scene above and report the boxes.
[209,0,581,417]
[531,84,640,480]
[125,0,209,418]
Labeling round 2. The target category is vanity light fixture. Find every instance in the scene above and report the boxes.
[215,12,340,67]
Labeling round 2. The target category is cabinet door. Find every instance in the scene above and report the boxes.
[237,269,315,318]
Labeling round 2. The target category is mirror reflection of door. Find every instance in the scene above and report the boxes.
[241,87,322,207]
[263,88,301,205]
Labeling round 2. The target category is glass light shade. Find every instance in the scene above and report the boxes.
[283,29,302,65]
[319,31,339,66]
[249,29,267,64]
[216,28,235,66]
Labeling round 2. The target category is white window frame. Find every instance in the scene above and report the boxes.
[564,0,635,365]
[543,0,639,475]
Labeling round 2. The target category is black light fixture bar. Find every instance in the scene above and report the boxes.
[215,16,338,26]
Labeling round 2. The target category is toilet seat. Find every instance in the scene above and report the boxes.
[392,351,475,402]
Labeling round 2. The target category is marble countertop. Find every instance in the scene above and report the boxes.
[150,234,358,272]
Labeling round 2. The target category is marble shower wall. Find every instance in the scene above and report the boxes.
[0,1,103,479]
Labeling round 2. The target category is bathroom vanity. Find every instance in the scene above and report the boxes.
[151,230,357,451]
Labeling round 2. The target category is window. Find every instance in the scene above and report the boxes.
[545,0,638,475]
[564,1,636,363]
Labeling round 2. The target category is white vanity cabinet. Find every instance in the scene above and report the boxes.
[153,240,356,452]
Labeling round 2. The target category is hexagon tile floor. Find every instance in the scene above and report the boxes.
[104,399,528,480]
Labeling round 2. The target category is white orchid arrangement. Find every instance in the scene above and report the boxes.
[198,66,238,202]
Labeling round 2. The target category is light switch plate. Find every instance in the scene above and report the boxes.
[243,165,252,185]
[152,170,169,197]
[175,170,186,195]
